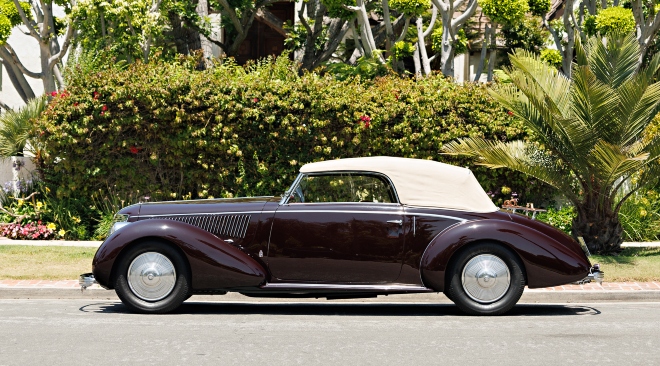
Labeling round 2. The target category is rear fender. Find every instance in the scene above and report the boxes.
[420,220,590,291]
[92,219,267,290]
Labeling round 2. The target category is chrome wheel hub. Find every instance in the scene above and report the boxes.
[461,254,510,304]
[127,252,176,302]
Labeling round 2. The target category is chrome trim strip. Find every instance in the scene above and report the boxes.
[261,283,433,292]
[139,210,467,222]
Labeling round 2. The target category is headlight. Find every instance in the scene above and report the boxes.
[109,214,130,235]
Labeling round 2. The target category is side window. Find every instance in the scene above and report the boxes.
[289,173,395,203]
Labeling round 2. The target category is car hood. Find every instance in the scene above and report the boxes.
[119,196,279,217]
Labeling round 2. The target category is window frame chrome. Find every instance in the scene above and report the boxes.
[280,170,401,205]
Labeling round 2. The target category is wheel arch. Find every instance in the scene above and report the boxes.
[419,219,591,292]
[92,219,267,290]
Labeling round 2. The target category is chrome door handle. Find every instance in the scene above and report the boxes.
[387,220,403,225]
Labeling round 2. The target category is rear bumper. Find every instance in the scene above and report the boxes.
[574,264,604,285]
[79,273,97,290]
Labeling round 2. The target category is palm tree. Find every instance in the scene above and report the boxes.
[0,96,48,158]
[442,33,660,254]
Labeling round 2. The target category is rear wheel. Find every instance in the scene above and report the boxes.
[446,243,525,315]
[114,242,191,314]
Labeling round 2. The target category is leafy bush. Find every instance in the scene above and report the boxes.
[480,0,529,25]
[36,55,553,206]
[527,0,550,16]
[618,189,660,242]
[540,48,562,69]
[536,206,575,235]
[389,0,430,16]
[586,7,635,36]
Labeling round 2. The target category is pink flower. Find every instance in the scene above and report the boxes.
[102,105,108,111]
[360,115,371,122]
[252,98,259,103]
[51,91,57,97]
[93,91,99,99]
[74,102,79,107]
[364,121,370,128]
[130,146,139,154]
[507,111,514,116]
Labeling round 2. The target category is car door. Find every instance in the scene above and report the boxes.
[267,172,405,283]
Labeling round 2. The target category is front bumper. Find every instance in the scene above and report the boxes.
[79,273,97,291]
[574,264,604,285]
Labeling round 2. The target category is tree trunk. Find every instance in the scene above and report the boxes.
[440,14,453,77]
[572,195,623,254]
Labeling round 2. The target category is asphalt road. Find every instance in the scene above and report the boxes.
[0,300,659,365]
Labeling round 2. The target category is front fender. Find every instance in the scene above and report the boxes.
[420,219,590,291]
[92,219,267,290]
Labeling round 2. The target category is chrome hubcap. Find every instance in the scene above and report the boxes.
[461,254,510,304]
[127,252,176,302]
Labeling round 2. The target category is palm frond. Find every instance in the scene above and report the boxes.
[442,138,580,202]
[588,140,649,191]
[617,79,660,146]
[0,96,48,158]
[587,33,640,88]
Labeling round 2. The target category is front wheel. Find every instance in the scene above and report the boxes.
[445,243,525,315]
[114,242,191,314]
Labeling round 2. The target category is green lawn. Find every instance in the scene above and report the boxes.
[0,245,96,280]
[591,247,660,282]
[0,245,659,283]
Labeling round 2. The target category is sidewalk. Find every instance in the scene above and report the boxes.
[1,279,659,303]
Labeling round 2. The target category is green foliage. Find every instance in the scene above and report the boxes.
[0,96,48,157]
[480,0,529,25]
[36,54,552,207]
[537,206,575,235]
[389,0,430,16]
[321,0,356,19]
[527,0,550,16]
[619,189,660,241]
[390,41,415,60]
[326,53,391,80]
[540,48,562,69]
[284,21,328,52]
[501,17,547,58]
[584,15,597,36]
[0,0,32,27]
[0,13,10,44]
[71,0,197,62]
[587,7,636,36]
[432,28,468,54]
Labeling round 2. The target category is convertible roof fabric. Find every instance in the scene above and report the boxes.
[300,156,498,213]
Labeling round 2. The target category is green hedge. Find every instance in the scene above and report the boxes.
[37,56,553,204]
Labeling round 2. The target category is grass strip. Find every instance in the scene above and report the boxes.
[0,245,96,280]
[591,247,660,282]
[0,245,659,283]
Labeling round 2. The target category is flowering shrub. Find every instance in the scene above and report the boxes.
[37,55,554,205]
[0,222,56,240]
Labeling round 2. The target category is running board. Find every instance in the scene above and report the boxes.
[260,283,433,293]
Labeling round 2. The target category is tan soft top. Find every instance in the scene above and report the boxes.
[300,156,498,213]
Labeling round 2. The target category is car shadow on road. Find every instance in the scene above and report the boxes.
[79,302,601,316]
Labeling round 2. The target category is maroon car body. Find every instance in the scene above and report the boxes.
[85,157,597,315]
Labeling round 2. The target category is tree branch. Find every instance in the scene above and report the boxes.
[256,8,287,36]
[0,44,42,78]
[12,0,42,42]
[217,0,244,34]
[48,22,75,70]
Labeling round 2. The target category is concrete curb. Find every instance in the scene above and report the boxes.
[2,287,660,303]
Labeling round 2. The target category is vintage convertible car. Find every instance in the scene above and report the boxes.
[81,157,602,315]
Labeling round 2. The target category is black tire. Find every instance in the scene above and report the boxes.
[114,241,192,314]
[446,242,525,316]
